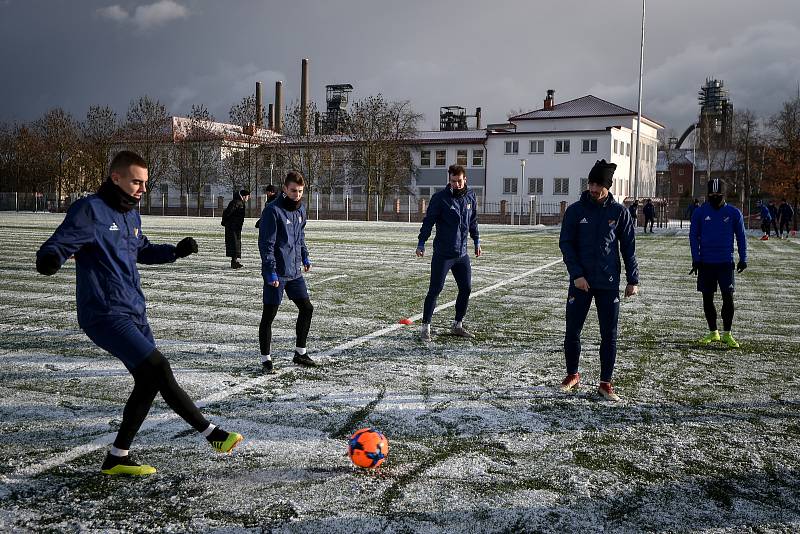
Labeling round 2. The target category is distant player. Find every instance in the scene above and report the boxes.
[416,164,481,342]
[258,170,316,373]
[643,198,655,233]
[758,200,772,241]
[768,200,780,238]
[778,198,794,239]
[559,159,639,402]
[36,151,243,476]
[222,189,250,268]
[689,178,747,348]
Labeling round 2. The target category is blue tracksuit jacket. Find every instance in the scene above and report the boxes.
[259,194,310,283]
[559,191,639,290]
[760,204,772,222]
[36,196,177,328]
[417,186,480,258]
[689,202,747,264]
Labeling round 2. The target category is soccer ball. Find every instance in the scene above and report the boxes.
[347,428,389,469]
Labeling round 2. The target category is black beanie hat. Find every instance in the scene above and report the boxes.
[707,178,725,196]
[587,159,616,189]
[240,189,251,197]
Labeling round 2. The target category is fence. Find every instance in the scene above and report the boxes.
[3,191,793,230]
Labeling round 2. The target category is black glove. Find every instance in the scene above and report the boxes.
[36,252,61,276]
[689,261,701,276]
[175,237,198,258]
[736,261,747,273]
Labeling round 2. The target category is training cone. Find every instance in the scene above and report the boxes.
[399,318,414,325]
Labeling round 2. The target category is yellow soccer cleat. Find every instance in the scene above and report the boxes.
[100,453,157,476]
[698,330,720,345]
[720,331,740,349]
[211,431,244,453]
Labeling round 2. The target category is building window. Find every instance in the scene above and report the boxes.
[677,184,684,194]
[529,140,544,154]
[505,140,519,154]
[160,184,169,195]
[472,149,484,167]
[420,150,430,167]
[418,187,431,198]
[555,140,570,154]
[580,178,588,191]
[554,177,570,195]
[503,177,518,194]
[435,150,446,167]
[456,149,468,166]
[613,140,619,154]
[528,177,543,194]
[678,168,684,176]
[582,139,597,153]
[626,143,630,156]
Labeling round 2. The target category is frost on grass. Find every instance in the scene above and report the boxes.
[1,213,799,532]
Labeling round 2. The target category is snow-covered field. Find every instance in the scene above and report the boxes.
[1,212,799,533]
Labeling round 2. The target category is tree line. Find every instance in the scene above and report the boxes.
[0,93,422,216]
[658,94,800,212]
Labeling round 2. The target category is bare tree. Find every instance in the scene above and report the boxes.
[732,109,763,206]
[124,96,171,209]
[80,106,119,191]
[228,93,265,195]
[182,104,221,215]
[767,95,800,228]
[34,108,80,210]
[348,94,421,219]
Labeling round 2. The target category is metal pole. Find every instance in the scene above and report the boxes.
[315,191,319,220]
[691,126,696,199]
[15,192,18,212]
[633,0,645,200]
[408,195,411,223]
[346,195,349,221]
[376,194,379,221]
[162,193,165,217]
[186,194,189,217]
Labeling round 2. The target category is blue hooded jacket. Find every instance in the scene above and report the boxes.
[690,201,747,264]
[417,186,480,258]
[259,193,310,283]
[36,195,177,328]
[559,191,639,290]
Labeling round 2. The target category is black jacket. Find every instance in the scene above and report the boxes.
[222,196,246,230]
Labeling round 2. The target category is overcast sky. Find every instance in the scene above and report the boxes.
[1,0,799,135]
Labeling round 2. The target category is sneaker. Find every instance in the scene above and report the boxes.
[760,235,769,241]
[208,429,244,453]
[419,323,432,342]
[261,359,275,374]
[450,324,475,338]
[560,373,580,392]
[231,260,243,269]
[101,453,157,476]
[598,382,621,402]
[292,351,317,367]
[698,330,721,345]
[720,331,740,348]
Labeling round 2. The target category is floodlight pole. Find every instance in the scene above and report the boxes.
[633,0,645,201]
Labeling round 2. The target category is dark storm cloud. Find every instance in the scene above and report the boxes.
[0,0,798,132]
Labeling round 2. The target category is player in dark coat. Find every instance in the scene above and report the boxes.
[778,198,794,239]
[222,189,250,268]
[643,199,656,233]
[36,151,243,476]
[559,159,639,402]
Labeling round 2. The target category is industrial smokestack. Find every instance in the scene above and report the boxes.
[475,107,482,129]
[255,81,263,129]
[274,80,283,134]
[268,103,274,131]
[301,58,309,136]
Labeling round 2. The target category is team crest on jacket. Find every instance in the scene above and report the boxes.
[109,222,119,231]
[134,228,139,237]
[579,218,589,224]
[467,203,472,210]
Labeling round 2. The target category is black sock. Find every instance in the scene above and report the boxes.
[702,291,717,331]
[721,291,734,331]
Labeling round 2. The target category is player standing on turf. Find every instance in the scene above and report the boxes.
[416,164,481,342]
[690,178,747,348]
[558,159,639,402]
[258,170,316,373]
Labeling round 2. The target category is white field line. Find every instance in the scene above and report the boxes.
[315,274,348,284]
[0,257,562,486]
